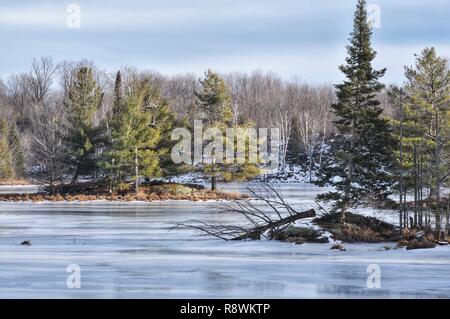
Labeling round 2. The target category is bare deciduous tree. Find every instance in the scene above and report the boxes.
[29,97,69,187]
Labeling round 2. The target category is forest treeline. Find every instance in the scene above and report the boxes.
[0,0,449,237]
[0,57,337,188]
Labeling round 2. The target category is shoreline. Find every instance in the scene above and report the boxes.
[0,191,245,203]
[0,180,35,186]
[0,199,224,205]
[0,184,41,189]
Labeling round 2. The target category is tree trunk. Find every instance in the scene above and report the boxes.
[71,166,80,185]
[308,148,313,183]
[134,147,139,193]
[446,201,449,238]
[418,153,423,227]
[232,209,316,240]
[399,93,404,231]
[318,135,326,167]
[211,175,217,191]
[435,110,442,241]
[109,158,115,194]
[413,144,418,227]
[343,118,356,223]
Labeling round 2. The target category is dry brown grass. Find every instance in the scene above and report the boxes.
[0,188,244,203]
[0,179,32,186]
[398,228,438,250]
[406,239,436,250]
[314,212,400,243]
[331,243,346,251]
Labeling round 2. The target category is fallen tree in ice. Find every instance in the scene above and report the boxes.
[175,184,317,241]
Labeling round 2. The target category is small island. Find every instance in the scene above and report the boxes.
[0,180,244,202]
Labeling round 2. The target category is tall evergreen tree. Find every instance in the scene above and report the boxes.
[113,70,122,115]
[150,87,182,178]
[103,70,124,191]
[104,77,164,192]
[66,67,104,184]
[315,0,395,219]
[191,69,233,127]
[388,85,426,229]
[403,47,450,238]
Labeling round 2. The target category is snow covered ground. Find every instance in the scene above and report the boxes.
[0,183,449,298]
[168,165,313,184]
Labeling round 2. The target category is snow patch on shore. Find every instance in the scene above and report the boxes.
[166,165,313,184]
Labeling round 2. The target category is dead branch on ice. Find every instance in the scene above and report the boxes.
[175,183,316,241]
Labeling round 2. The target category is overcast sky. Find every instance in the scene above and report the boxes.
[0,0,449,85]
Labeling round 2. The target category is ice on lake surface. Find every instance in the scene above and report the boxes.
[0,183,450,298]
[0,185,43,194]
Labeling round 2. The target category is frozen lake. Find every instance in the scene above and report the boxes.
[0,183,450,298]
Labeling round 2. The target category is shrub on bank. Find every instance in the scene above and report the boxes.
[314,212,400,243]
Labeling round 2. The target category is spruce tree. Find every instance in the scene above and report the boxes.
[113,70,122,115]
[315,0,395,219]
[66,67,104,184]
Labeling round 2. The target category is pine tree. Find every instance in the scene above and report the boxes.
[66,67,104,184]
[403,47,450,239]
[388,86,424,229]
[192,70,260,190]
[113,70,122,115]
[315,0,395,219]
[103,70,124,191]
[150,88,182,178]
[138,76,177,181]
[104,77,163,192]
[192,69,233,128]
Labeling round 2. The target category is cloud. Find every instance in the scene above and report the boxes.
[0,0,449,83]
[0,0,324,29]
[376,43,450,85]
